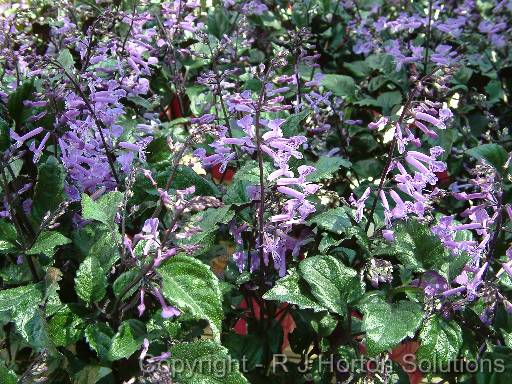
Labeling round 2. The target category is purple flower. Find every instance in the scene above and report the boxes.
[368,116,389,130]
[10,127,44,148]
[152,287,181,319]
[351,187,371,223]
[412,271,448,296]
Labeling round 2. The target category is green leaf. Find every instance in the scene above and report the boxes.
[73,224,121,269]
[359,298,424,356]
[0,284,41,312]
[160,255,223,342]
[14,308,52,350]
[391,220,448,272]
[0,219,18,253]
[0,361,17,384]
[109,320,146,361]
[306,156,351,182]
[85,323,114,361]
[366,53,395,73]
[0,284,53,351]
[263,269,326,312]
[476,347,512,384]
[417,314,462,366]
[82,191,123,225]
[318,233,342,254]
[113,269,140,298]
[224,179,253,205]
[231,160,272,184]
[164,165,219,196]
[127,94,152,109]
[0,119,10,151]
[307,207,352,235]
[224,333,264,371]
[27,230,70,256]
[353,158,383,178]
[368,75,389,92]
[170,340,248,384]
[7,80,34,127]
[146,136,171,163]
[73,366,112,384]
[178,206,234,256]
[224,161,272,205]
[32,156,66,222]
[75,257,107,303]
[281,110,309,137]
[467,143,508,174]
[48,305,84,346]
[299,255,364,316]
[321,74,356,98]
[376,91,402,115]
[344,61,372,78]
[194,205,234,229]
[57,48,75,71]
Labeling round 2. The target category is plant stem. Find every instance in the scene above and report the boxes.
[364,68,439,233]
[51,60,120,185]
[364,89,415,233]
[293,48,301,112]
[254,78,267,278]
[0,167,39,281]
[423,0,433,76]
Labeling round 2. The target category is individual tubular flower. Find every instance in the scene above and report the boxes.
[151,287,180,319]
[350,187,371,223]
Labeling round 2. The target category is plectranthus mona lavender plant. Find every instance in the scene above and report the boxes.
[194,53,321,277]
[0,1,511,384]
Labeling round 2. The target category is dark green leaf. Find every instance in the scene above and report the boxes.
[0,219,18,253]
[113,269,140,298]
[299,255,364,315]
[417,315,462,366]
[73,224,121,269]
[160,255,223,341]
[0,284,41,312]
[281,110,309,137]
[163,165,219,196]
[85,323,114,361]
[359,298,424,356]
[321,74,356,98]
[82,191,123,225]
[0,284,52,351]
[376,91,402,115]
[48,305,84,346]
[263,269,326,312]
[57,48,75,71]
[109,320,146,361]
[32,156,66,222]
[0,119,10,151]
[170,340,248,384]
[0,361,17,384]
[307,207,352,235]
[73,366,112,384]
[75,257,107,303]
[224,333,264,371]
[318,233,342,254]
[391,220,448,272]
[7,80,34,127]
[27,230,70,256]
[306,156,351,182]
[467,143,508,174]
[352,158,383,178]
[178,206,234,255]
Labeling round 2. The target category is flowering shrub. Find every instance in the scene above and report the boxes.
[0,0,511,383]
